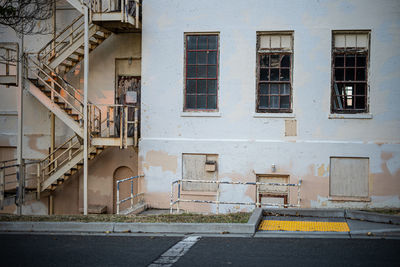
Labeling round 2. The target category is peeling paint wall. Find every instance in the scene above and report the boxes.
[0,3,141,214]
[141,0,400,212]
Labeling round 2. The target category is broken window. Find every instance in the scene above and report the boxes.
[331,31,370,113]
[256,33,293,113]
[184,34,218,110]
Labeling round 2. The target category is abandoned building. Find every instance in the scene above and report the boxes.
[0,0,399,215]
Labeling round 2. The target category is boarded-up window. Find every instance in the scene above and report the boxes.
[257,175,289,205]
[182,154,218,191]
[330,157,369,197]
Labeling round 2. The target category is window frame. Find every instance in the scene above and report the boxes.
[256,32,294,113]
[331,30,371,114]
[183,32,220,112]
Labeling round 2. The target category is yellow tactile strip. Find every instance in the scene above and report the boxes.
[258,220,350,232]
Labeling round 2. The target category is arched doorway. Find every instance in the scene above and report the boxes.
[113,166,137,213]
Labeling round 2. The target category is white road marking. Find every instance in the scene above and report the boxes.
[148,235,201,267]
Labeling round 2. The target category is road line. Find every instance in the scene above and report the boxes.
[148,235,201,267]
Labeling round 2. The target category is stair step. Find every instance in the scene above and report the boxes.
[55,102,66,108]
[67,57,79,63]
[70,114,79,120]
[60,61,74,67]
[93,34,106,41]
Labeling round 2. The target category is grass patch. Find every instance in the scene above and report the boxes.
[0,212,251,224]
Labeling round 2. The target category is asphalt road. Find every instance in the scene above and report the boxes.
[1,234,399,266]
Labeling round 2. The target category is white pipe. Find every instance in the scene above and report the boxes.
[16,34,24,216]
[83,6,89,216]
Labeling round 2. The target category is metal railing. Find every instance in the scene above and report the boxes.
[37,14,85,66]
[0,159,41,209]
[95,103,139,148]
[38,135,82,192]
[0,42,19,86]
[27,56,102,136]
[90,0,141,28]
[170,179,302,214]
[116,175,144,214]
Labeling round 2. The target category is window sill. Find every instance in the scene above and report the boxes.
[180,190,217,196]
[253,113,295,118]
[329,113,373,119]
[328,196,371,202]
[181,112,221,117]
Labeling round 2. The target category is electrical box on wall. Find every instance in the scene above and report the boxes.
[205,160,217,172]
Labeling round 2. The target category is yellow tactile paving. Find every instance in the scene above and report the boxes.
[258,220,350,232]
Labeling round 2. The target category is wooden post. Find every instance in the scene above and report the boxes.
[135,0,139,28]
[134,107,138,147]
[124,106,128,148]
[36,162,41,200]
[119,107,123,148]
[0,163,5,209]
[49,194,54,215]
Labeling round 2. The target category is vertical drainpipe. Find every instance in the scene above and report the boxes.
[83,5,89,216]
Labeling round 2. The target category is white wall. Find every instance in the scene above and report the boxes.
[140,0,400,211]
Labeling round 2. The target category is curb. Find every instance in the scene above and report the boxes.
[1,209,399,235]
[345,210,400,225]
[0,220,256,235]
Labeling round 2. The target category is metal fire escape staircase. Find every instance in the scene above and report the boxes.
[0,1,141,206]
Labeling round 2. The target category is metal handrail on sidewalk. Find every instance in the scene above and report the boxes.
[170,179,302,214]
[116,175,144,214]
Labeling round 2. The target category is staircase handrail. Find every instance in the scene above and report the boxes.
[38,14,85,63]
[40,135,82,177]
[28,58,84,117]
[40,60,85,104]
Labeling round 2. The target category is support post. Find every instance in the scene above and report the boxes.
[83,6,89,216]
[130,178,134,210]
[177,180,181,213]
[116,181,120,215]
[170,181,174,214]
[49,194,54,215]
[216,180,220,214]
[0,164,5,209]
[256,183,260,208]
[16,34,24,216]
[50,0,56,173]
[36,162,41,200]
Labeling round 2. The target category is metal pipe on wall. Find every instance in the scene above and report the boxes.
[83,5,89,216]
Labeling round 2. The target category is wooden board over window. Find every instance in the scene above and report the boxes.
[330,157,369,198]
[182,154,218,192]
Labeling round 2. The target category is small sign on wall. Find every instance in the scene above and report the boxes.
[125,91,137,104]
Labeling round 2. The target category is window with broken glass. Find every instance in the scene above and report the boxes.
[185,34,218,110]
[256,33,293,113]
[332,32,369,113]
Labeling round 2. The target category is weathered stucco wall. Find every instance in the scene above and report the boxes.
[141,0,400,212]
[0,3,141,214]
[53,147,138,215]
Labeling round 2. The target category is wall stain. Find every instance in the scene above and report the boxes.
[143,150,178,173]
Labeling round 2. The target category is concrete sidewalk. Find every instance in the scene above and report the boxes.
[0,208,399,239]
